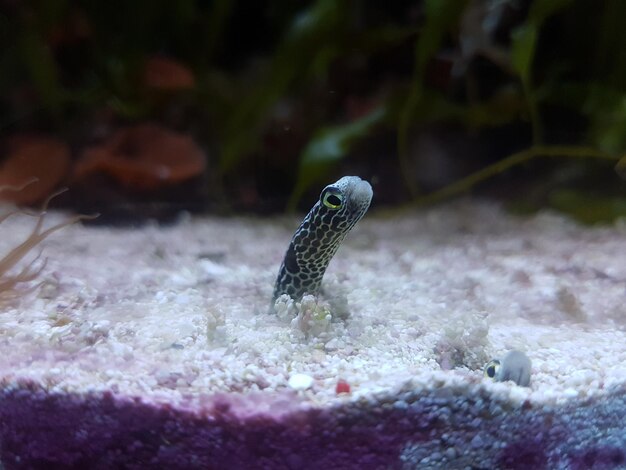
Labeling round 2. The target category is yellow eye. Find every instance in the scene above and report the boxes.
[322,188,344,210]
[483,359,501,379]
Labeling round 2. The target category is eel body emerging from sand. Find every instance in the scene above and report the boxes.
[272,176,373,303]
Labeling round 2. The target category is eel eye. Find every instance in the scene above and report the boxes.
[321,187,344,210]
[483,359,501,379]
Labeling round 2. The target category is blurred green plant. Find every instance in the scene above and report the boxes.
[548,189,626,225]
[510,0,574,144]
[414,145,621,207]
[2,0,626,218]
[397,0,470,197]
[216,0,414,176]
[218,0,349,174]
[288,106,385,210]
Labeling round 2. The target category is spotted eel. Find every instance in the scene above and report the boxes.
[272,176,373,303]
[484,350,532,387]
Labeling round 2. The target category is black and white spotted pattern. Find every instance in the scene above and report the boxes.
[272,176,373,302]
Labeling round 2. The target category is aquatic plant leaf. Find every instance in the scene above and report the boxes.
[549,189,626,225]
[409,145,618,208]
[510,25,537,84]
[349,26,417,52]
[202,0,234,60]
[593,0,626,88]
[397,0,469,196]
[288,107,385,210]
[465,88,526,128]
[302,108,385,165]
[512,0,575,81]
[541,82,626,154]
[219,0,348,173]
[614,152,626,180]
[527,0,575,23]
[510,0,574,144]
[591,94,626,155]
[19,29,62,111]
[416,0,469,75]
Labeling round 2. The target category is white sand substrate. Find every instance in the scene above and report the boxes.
[1,201,625,409]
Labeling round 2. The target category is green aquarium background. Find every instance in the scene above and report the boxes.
[1,0,626,223]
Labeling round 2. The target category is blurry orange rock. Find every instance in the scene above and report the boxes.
[0,136,70,205]
[143,57,195,91]
[74,124,205,190]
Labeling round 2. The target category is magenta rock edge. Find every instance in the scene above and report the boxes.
[0,380,625,470]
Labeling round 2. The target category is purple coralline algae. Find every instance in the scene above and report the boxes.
[0,381,624,469]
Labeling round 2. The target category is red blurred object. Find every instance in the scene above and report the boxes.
[74,124,205,190]
[335,380,351,395]
[0,135,71,205]
[143,57,195,91]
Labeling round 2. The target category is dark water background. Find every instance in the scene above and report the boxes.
[1,0,625,224]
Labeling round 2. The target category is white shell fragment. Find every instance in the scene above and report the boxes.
[288,373,314,391]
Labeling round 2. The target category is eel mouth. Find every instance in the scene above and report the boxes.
[346,176,373,211]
